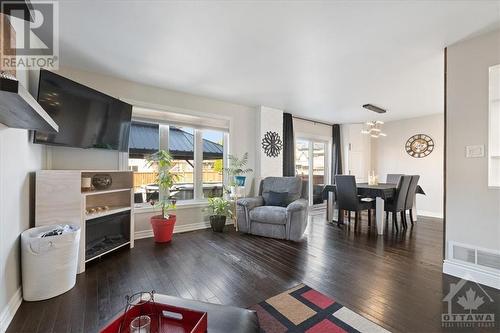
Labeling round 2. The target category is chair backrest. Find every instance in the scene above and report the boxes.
[405,175,420,210]
[259,177,304,203]
[393,175,412,211]
[334,175,359,211]
[386,173,404,184]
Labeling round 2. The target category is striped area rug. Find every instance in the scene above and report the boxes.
[250,284,390,333]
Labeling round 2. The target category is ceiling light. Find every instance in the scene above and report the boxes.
[379,133,387,137]
[363,104,387,114]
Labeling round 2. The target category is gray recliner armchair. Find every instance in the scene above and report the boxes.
[236,176,308,241]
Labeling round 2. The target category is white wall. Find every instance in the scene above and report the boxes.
[257,106,283,181]
[293,118,332,140]
[0,71,45,330]
[341,123,372,183]
[0,16,47,330]
[372,114,444,217]
[446,30,500,254]
[37,67,259,233]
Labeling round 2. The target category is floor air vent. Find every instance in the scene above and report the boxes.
[451,242,500,272]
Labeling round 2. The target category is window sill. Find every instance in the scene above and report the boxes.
[134,199,209,214]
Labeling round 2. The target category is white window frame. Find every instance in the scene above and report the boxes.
[124,119,229,209]
[294,135,331,207]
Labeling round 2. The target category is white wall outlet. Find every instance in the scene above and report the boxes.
[465,145,485,158]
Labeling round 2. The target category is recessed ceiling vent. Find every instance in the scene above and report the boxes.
[363,104,386,114]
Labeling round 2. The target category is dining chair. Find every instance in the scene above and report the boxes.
[386,174,404,184]
[384,175,411,231]
[404,175,420,225]
[335,175,374,228]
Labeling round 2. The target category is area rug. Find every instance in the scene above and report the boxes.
[249,284,390,333]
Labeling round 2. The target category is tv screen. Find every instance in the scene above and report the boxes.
[34,70,132,151]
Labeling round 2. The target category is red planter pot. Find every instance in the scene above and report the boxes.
[150,214,176,243]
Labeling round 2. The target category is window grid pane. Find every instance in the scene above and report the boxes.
[202,130,224,198]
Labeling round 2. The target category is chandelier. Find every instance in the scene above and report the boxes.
[361,121,386,138]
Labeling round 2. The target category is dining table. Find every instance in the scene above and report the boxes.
[322,183,425,235]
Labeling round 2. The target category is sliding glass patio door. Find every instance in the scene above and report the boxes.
[295,139,329,206]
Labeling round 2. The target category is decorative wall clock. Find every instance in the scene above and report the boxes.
[261,131,283,158]
[405,134,434,158]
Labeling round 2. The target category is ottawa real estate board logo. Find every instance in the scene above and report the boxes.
[442,277,496,329]
[1,1,59,70]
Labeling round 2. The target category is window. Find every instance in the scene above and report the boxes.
[170,126,195,200]
[128,122,159,204]
[128,121,227,205]
[202,130,224,198]
[295,139,329,206]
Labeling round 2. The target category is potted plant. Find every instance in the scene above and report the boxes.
[224,152,253,195]
[147,150,177,243]
[206,197,233,232]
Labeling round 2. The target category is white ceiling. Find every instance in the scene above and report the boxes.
[52,0,499,123]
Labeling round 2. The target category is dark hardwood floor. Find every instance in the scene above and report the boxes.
[8,213,500,333]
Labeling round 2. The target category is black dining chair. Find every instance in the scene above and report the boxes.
[384,175,411,231]
[404,175,420,226]
[335,175,374,228]
[386,174,404,184]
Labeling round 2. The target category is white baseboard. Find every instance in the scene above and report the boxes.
[134,219,234,240]
[0,287,22,333]
[443,259,500,290]
[417,210,443,219]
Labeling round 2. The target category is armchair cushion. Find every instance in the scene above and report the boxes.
[286,198,308,213]
[237,196,264,210]
[249,206,287,224]
[260,177,302,204]
[265,191,289,207]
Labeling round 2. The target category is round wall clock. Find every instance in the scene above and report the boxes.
[405,134,434,158]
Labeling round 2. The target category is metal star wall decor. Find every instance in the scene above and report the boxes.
[261,131,283,158]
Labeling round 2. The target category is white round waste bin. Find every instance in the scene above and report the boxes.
[21,224,80,301]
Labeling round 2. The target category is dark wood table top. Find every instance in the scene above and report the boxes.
[322,183,425,200]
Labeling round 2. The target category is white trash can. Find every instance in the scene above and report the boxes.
[21,224,80,301]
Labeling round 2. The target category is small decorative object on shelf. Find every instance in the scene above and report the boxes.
[92,173,113,190]
[99,290,208,333]
[85,206,110,215]
[81,177,92,192]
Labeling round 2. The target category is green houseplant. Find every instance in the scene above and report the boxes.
[146,150,178,243]
[206,197,233,232]
[224,152,253,195]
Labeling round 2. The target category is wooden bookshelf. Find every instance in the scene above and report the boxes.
[35,170,134,274]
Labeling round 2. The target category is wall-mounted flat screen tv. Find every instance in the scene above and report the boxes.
[34,70,132,151]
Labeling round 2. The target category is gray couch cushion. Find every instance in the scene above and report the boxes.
[259,177,302,204]
[249,206,287,224]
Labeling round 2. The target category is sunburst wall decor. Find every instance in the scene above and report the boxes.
[261,131,283,158]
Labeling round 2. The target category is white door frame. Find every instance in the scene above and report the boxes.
[295,135,331,207]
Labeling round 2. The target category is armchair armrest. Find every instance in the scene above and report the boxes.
[237,196,264,210]
[286,198,308,213]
